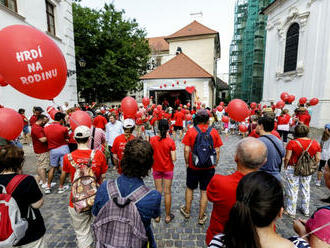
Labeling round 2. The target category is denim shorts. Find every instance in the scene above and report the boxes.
[23,125,30,134]
[50,145,70,167]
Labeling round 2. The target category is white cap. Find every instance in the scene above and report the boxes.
[74,125,91,138]
[123,118,135,128]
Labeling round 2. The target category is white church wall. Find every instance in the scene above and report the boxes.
[263,0,330,128]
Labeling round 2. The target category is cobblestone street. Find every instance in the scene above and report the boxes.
[21,134,329,247]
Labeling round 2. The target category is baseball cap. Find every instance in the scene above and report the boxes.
[325,124,330,130]
[123,118,135,128]
[306,207,330,244]
[74,125,91,139]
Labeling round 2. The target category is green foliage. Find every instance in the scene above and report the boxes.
[73,2,150,102]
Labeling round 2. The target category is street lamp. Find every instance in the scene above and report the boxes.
[79,58,86,68]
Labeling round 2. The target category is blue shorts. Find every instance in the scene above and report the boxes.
[23,125,30,134]
[145,129,154,137]
[49,145,70,167]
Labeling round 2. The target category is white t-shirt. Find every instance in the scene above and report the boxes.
[320,139,330,161]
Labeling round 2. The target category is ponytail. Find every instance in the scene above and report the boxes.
[223,201,261,248]
[158,119,169,141]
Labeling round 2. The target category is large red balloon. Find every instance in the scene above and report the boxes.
[309,98,319,106]
[250,102,257,109]
[142,97,150,107]
[227,99,249,122]
[69,111,92,131]
[121,96,138,119]
[280,92,289,102]
[0,25,67,100]
[239,124,248,133]
[276,100,285,109]
[0,74,8,87]
[0,108,24,140]
[299,97,307,105]
[287,95,295,104]
[222,116,229,123]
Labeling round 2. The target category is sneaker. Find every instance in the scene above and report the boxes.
[41,182,56,189]
[57,185,70,194]
[198,213,207,225]
[316,180,321,187]
[180,205,190,219]
[283,210,295,218]
[44,187,51,194]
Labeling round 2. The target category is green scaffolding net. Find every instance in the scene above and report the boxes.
[229,0,274,103]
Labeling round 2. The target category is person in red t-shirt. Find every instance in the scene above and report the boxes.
[206,137,267,245]
[29,106,43,127]
[173,107,185,140]
[61,125,108,248]
[44,112,70,194]
[93,111,108,130]
[249,128,281,140]
[112,119,135,174]
[277,109,291,142]
[180,110,223,225]
[31,114,50,189]
[150,119,176,224]
[284,124,321,217]
[296,108,311,127]
[18,108,31,144]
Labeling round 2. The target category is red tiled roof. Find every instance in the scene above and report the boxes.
[148,36,169,52]
[140,53,213,79]
[166,20,218,40]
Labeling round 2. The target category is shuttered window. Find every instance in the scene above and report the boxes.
[284,23,299,72]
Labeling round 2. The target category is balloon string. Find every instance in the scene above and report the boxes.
[301,222,330,239]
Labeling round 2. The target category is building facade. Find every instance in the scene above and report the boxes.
[140,21,221,108]
[229,0,273,103]
[262,0,330,128]
[0,0,77,116]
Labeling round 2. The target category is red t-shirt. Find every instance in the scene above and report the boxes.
[93,115,107,130]
[44,122,69,150]
[174,111,185,127]
[298,112,311,127]
[206,171,245,245]
[249,129,281,140]
[62,149,108,208]
[31,124,48,154]
[286,138,321,165]
[150,136,176,172]
[21,114,28,125]
[29,115,38,126]
[277,114,291,125]
[111,134,135,174]
[182,124,223,170]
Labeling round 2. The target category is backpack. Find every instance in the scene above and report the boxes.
[192,126,217,168]
[294,140,318,177]
[69,150,98,213]
[0,175,29,247]
[93,179,150,248]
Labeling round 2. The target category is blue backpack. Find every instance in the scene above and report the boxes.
[192,126,217,168]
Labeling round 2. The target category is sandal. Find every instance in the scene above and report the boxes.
[165,214,175,224]
[283,210,296,219]
[154,216,161,223]
[180,205,190,219]
[198,213,207,225]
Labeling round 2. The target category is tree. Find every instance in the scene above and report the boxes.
[73,1,150,102]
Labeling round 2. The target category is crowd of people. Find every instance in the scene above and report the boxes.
[0,100,329,248]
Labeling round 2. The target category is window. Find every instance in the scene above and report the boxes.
[284,23,300,72]
[46,1,55,36]
[0,0,17,12]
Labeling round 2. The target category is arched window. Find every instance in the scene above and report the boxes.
[284,23,300,72]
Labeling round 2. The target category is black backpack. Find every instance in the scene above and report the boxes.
[192,126,216,168]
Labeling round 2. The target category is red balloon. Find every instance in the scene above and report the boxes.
[276,100,285,109]
[309,98,319,106]
[287,95,295,103]
[280,92,289,102]
[69,110,92,131]
[176,81,179,85]
[160,85,162,88]
[197,101,201,106]
[224,107,228,113]
[220,102,225,106]
[217,106,223,112]
[186,114,192,120]
[0,108,24,140]
[121,96,138,118]
[47,106,58,120]
[250,102,257,109]
[222,116,229,123]
[184,80,186,84]
[142,97,150,107]
[227,99,250,122]
[263,104,267,109]
[172,84,174,87]
[258,104,261,109]
[151,104,156,109]
[135,112,142,118]
[0,25,67,100]
[164,84,167,87]
[299,97,307,105]
[239,124,248,133]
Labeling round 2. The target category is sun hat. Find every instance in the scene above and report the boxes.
[306,207,330,244]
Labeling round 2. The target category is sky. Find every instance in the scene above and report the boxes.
[80,0,235,78]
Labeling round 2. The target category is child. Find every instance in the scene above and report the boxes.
[316,124,330,186]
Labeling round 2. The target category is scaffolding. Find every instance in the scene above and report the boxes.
[229,0,273,103]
